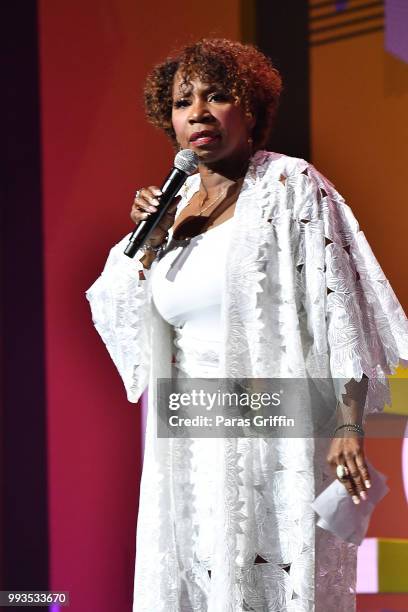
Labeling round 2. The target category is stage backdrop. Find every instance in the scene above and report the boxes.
[36,1,407,610]
[38,1,240,610]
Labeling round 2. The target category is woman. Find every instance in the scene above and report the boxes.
[86,39,408,611]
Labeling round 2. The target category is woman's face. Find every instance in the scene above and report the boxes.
[171,70,254,166]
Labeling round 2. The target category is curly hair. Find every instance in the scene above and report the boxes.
[143,38,283,151]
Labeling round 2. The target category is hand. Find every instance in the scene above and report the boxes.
[130,186,180,246]
[326,431,371,504]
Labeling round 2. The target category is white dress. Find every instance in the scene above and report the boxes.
[86,151,408,612]
[144,217,357,612]
[151,217,234,376]
[151,219,234,574]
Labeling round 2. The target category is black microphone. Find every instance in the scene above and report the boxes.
[124,149,199,258]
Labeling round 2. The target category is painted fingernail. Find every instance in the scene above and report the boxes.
[364,480,371,488]
[360,491,367,501]
[352,495,360,505]
[149,206,156,212]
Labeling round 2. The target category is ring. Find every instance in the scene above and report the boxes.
[135,189,141,200]
[336,464,349,480]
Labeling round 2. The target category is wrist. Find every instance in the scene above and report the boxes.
[333,422,365,437]
[139,251,156,269]
[145,230,169,249]
[335,400,364,427]
[138,233,169,269]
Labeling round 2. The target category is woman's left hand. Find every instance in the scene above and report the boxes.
[326,432,372,504]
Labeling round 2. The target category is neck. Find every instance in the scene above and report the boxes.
[198,151,251,194]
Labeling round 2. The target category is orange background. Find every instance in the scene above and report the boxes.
[309,0,408,536]
[309,4,408,609]
[310,21,408,311]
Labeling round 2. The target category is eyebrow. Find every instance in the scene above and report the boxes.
[173,84,220,98]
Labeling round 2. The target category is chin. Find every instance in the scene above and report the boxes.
[193,148,225,163]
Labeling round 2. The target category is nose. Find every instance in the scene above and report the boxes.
[188,98,213,124]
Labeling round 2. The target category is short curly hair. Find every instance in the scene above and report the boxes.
[144,38,283,151]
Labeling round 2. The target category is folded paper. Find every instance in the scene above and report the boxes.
[311,460,389,545]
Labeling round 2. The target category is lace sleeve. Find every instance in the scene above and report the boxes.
[302,164,408,416]
[85,234,152,403]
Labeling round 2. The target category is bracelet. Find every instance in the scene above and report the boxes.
[333,423,365,437]
[141,243,163,253]
[139,234,169,270]
[141,232,169,254]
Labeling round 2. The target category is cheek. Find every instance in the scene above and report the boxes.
[171,114,185,142]
[222,108,248,137]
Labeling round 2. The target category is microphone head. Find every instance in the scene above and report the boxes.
[174,149,199,175]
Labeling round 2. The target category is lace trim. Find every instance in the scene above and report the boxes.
[223,153,408,417]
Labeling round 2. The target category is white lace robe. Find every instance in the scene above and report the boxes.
[86,151,408,612]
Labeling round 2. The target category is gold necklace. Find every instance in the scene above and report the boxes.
[198,185,230,216]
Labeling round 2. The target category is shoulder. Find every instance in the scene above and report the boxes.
[253,151,346,203]
[251,150,309,179]
[252,151,334,183]
[252,152,360,230]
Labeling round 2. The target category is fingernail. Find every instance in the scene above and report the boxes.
[360,491,367,501]
[149,206,156,212]
[153,190,162,196]
[142,212,149,219]
[352,495,360,505]
[364,480,371,488]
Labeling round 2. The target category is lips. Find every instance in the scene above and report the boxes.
[189,130,220,143]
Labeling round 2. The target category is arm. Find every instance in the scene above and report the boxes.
[327,377,371,504]
[85,234,152,403]
[301,163,408,501]
[85,186,181,401]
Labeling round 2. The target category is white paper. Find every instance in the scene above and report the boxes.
[311,459,389,545]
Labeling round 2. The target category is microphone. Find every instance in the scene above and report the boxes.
[124,149,199,258]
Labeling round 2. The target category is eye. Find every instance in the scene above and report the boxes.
[208,92,230,102]
[173,98,190,108]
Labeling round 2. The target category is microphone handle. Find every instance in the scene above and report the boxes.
[124,167,187,258]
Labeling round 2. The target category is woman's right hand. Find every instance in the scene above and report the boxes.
[131,186,180,246]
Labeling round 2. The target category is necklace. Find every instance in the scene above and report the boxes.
[198,185,230,216]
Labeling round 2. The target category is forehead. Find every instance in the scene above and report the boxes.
[172,70,215,97]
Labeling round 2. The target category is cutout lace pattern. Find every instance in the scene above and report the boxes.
[86,151,408,611]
